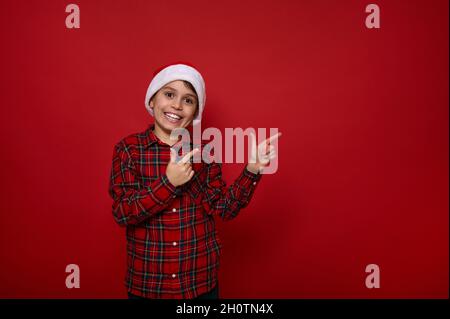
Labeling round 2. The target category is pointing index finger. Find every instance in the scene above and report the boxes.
[179,148,199,164]
[265,132,282,145]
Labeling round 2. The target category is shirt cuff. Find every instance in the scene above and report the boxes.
[161,174,177,193]
[242,166,263,187]
[149,174,178,203]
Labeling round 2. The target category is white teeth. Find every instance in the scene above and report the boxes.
[165,113,181,120]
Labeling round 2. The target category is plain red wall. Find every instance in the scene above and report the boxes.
[0,0,448,298]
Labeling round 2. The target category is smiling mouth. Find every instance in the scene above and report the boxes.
[164,112,183,123]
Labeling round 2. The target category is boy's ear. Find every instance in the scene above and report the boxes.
[149,98,154,109]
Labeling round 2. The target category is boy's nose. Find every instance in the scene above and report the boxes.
[172,100,183,110]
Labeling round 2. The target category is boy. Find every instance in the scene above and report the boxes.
[108,63,279,299]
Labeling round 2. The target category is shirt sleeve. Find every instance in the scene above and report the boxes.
[108,142,177,226]
[201,162,262,221]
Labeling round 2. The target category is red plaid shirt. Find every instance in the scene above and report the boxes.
[108,124,262,299]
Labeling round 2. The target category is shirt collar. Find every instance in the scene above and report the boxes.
[143,124,196,149]
[144,124,160,147]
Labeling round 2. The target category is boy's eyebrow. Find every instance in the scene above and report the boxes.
[162,85,177,91]
[184,93,197,99]
[162,86,197,99]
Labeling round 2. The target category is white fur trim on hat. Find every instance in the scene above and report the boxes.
[145,64,206,126]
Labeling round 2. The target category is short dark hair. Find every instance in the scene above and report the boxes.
[182,81,199,117]
[182,81,197,98]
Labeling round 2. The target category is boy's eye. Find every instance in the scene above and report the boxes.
[185,98,194,104]
[164,92,174,98]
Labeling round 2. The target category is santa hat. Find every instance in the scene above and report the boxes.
[144,63,206,126]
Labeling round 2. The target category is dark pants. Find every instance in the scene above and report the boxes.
[128,282,219,300]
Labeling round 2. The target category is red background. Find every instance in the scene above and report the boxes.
[0,0,448,298]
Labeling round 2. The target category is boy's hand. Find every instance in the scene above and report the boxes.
[247,132,281,174]
[166,148,199,187]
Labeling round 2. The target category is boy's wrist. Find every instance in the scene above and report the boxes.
[246,164,260,175]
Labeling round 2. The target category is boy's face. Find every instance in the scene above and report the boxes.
[149,80,198,135]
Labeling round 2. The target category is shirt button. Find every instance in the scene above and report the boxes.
[172,274,176,278]
[173,241,177,246]
[173,195,176,198]
[172,208,177,213]
[253,182,257,185]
